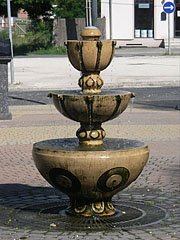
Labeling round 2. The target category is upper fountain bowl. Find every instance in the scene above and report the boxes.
[64,26,116,73]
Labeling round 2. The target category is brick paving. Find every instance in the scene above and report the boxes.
[0,103,179,239]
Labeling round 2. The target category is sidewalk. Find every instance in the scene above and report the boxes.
[0,102,180,239]
[1,49,180,239]
[8,50,180,91]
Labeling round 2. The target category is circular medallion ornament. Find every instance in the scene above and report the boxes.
[86,78,94,87]
[79,131,87,139]
[49,168,81,193]
[97,77,103,87]
[56,175,72,188]
[89,130,100,139]
[106,174,122,189]
[97,167,130,192]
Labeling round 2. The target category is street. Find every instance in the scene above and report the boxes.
[8,87,180,110]
[8,53,180,91]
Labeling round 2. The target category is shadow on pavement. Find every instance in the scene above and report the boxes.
[8,95,47,105]
[0,183,60,200]
[133,101,180,110]
[8,87,180,110]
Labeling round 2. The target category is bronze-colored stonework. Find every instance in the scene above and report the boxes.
[65,26,116,93]
[32,26,149,217]
[48,90,134,146]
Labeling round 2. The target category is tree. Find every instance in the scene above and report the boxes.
[53,0,101,19]
[0,0,101,19]
[53,0,85,18]
[20,0,53,19]
[0,0,53,19]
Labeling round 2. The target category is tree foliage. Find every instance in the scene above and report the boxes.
[0,0,52,19]
[53,0,101,18]
[53,0,85,18]
[0,0,101,19]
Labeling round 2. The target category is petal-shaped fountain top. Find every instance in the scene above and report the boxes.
[80,26,102,40]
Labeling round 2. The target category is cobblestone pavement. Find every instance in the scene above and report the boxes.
[0,103,180,239]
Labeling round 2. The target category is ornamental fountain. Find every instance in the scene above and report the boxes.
[32,26,149,217]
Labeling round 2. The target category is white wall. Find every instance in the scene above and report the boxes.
[101,0,175,40]
[154,0,175,40]
[101,0,110,38]
[101,0,134,39]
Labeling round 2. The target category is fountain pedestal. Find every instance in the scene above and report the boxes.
[32,26,149,217]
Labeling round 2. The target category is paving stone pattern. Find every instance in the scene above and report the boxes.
[0,104,179,239]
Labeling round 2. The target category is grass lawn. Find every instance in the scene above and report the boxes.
[0,31,67,56]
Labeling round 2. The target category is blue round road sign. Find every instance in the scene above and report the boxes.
[163,2,175,14]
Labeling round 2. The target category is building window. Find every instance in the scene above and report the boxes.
[134,0,154,38]
[161,12,166,21]
[175,0,180,37]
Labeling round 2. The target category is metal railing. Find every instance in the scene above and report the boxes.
[0,19,35,35]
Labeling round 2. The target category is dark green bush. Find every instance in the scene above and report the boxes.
[0,31,9,39]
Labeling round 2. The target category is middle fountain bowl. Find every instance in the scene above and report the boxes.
[48,90,135,145]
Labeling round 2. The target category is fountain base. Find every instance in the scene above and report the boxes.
[33,138,149,217]
[67,199,115,217]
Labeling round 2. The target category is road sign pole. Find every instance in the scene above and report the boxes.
[109,0,112,40]
[163,2,175,55]
[92,0,98,27]
[168,13,171,55]
[7,0,15,84]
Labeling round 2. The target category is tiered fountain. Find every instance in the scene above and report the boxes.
[33,26,149,217]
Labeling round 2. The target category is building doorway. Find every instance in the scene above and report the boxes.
[134,0,154,38]
[175,0,180,37]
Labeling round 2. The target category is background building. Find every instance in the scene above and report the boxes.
[101,0,180,47]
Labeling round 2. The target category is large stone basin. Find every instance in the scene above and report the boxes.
[33,138,149,217]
